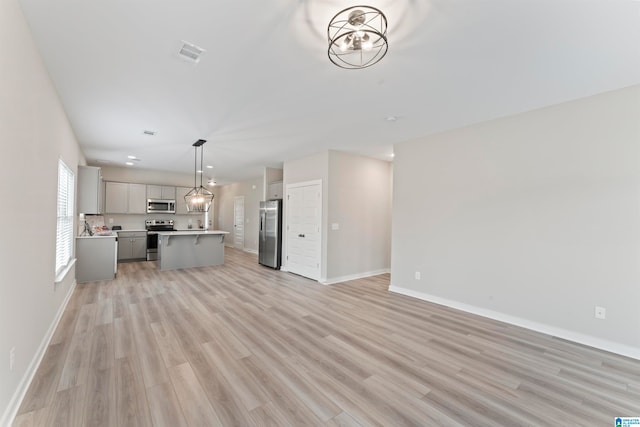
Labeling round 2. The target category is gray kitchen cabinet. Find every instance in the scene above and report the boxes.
[105,182,128,213]
[117,231,147,261]
[268,181,283,199]
[105,182,146,214]
[76,236,117,282]
[147,185,175,200]
[128,183,147,213]
[77,166,103,214]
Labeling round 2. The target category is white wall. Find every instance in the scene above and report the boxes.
[391,85,640,357]
[217,177,264,252]
[0,0,85,423]
[327,151,392,281]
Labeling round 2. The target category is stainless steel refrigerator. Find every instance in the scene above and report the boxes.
[259,199,282,269]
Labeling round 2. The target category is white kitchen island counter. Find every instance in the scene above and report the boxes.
[156,230,229,270]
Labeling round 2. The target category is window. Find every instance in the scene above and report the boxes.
[56,159,75,276]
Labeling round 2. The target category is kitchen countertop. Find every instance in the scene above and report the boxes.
[115,229,147,232]
[156,230,228,236]
[77,234,116,239]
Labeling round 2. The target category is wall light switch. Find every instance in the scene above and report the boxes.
[331,223,339,230]
[108,218,114,224]
[415,271,421,280]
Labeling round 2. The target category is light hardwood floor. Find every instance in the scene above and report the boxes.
[13,248,640,426]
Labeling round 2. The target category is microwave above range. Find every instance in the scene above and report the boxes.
[147,199,176,214]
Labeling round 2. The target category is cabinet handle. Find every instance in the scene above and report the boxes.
[298,234,305,238]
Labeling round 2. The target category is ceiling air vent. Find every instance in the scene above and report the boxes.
[178,41,206,63]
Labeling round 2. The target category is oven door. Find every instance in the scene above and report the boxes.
[146,231,158,261]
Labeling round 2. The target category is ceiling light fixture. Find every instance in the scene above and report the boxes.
[127,155,137,159]
[125,162,134,166]
[328,6,388,69]
[206,165,213,169]
[184,139,214,212]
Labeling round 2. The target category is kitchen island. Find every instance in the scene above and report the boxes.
[156,230,229,270]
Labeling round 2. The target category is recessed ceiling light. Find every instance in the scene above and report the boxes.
[125,162,134,166]
[390,153,395,157]
[208,180,216,186]
[197,170,203,174]
[386,116,397,122]
[143,130,156,136]
[127,155,137,159]
[206,165,213,169]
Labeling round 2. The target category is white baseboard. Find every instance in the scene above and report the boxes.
[321,268,390,286]
[389,285,640,361]
[243,248,258,255]
[1,280,77,427]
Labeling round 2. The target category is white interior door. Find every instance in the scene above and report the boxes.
[234,196,245,249]
[286,181,321,280]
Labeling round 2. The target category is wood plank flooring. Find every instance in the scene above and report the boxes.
[13,248,640,426]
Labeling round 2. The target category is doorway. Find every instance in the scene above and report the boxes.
[234,196,245,250]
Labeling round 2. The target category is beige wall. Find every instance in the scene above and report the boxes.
[283,150,392,283]
[100,165,198,187]
[217,177,264,252]
[391,85,640,357]
[327,151,392,280]
[283,151,330,279]
[0,0,85,422]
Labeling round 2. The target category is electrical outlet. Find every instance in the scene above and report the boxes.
[415,271,421,280]
[9,347,15,371]
[595,306,606,319]
[108,218,114,224]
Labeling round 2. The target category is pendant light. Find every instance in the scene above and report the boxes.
[184,139,214,212]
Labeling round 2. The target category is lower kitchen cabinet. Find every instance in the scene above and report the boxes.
[76,236,117,283]
[117,231,147,261]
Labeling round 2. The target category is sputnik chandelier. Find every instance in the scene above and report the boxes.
[327,5,388,69]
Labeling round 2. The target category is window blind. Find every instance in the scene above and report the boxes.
[56,159,75,275]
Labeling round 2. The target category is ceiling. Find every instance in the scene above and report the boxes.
[18,0,640,185]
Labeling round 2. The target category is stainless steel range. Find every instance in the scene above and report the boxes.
[145,219,175,261]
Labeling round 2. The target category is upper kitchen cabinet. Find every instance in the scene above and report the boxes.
[268,181,283,200]
[77,166,103,214]
[105,182,146,214]
[147,185,176,200]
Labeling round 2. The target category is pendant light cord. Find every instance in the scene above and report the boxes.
[200,145,204,188]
